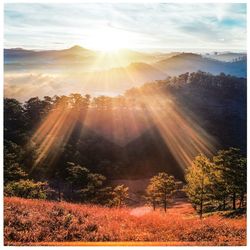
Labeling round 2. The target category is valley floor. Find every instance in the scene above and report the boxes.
[4,197,246,246]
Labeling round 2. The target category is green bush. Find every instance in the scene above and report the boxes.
[4,179,53,199]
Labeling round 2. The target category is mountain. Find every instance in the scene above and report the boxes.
[204,52,246,62]
[67,62,168,94]
[4,46,96,65]
[4,46,181,73]
[154,53,247,77]
[4,45,164,71]
[4,47,247,100]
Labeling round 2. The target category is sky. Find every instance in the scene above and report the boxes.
[4,3,247,52]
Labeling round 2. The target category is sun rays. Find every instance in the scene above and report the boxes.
[142,93,217,168]
[29,79,217,172]
[28,51,217,172]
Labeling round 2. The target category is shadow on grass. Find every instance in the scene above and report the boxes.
[222,208,246,218]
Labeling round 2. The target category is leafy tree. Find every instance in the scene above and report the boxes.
[146,172,176,212]
[79,173,107,203]
[207,163,229,211]
[145,180,159,210]
[69,93,90,112]
[4,98,27,143]
[213,148,246,210]
[4,163,27,185]
[93,96,112,110]
[66,162,90,190]
[4,140,27,184]
[66,162,110,203]
[65,162,90,200]
[111,185,129,207]
[185,154,212,218]
[24,97,49,126]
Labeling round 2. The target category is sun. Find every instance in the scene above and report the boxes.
[89,29,128,52]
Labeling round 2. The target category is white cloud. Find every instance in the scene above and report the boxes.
[4,3,246,51]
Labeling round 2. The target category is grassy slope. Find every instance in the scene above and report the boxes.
[4,197,246,246]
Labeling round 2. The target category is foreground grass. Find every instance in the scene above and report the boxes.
[4,197,246,246]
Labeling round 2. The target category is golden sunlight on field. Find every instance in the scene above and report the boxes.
[4,197,246,246]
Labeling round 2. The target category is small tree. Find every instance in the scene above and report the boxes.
[112,185,129,207]
[185,154,212,219]
[66,162,90,189]
[79,173,107,203]
[66,162,90,200]
[146,172,176,212]
[66,162,109,203]
[145,181,159,210]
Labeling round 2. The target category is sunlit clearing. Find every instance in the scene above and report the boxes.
[130,207,152,217]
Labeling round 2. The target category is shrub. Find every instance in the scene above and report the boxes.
[4,179,53,199]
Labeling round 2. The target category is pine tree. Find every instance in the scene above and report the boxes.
[145,181,159,210]
[146,172,176,212]
[213,148,246,210]
[112,185,129,207]
[185,154,212,218]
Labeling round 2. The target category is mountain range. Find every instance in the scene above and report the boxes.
[4,46,247,100]
[5,45,247,76]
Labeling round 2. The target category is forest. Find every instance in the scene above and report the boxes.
[4,71,246,208]
[4,71,247,245]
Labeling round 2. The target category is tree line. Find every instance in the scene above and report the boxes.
[144,148,246,217]
[185,148,246,218]
[5,146,246,216]
[4,71,246,215]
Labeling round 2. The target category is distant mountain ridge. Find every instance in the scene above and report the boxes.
[4,46,246,100]
[154,53,246,77]
[5,46,246,77]
[204,52,246,62]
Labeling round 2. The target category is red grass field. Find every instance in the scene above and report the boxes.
[4,197,246,246]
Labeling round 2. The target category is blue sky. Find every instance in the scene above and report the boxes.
[4,3,246,51]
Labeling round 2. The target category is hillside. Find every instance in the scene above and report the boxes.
[204,52,246,62]
[4,46,163,72]
[4,72,246,181]
[154,53,246,77]
[4,197,246,246]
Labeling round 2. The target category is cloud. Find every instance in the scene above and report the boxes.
[4,73,65,101]
[4,3,246,51]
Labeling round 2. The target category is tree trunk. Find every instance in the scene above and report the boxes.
[58,186,61,202]
[239,193,245,208]
[232,192,236,210]
[164,193,167,213]
[153,202,156,211]
[200,174,204,219]
[200,200,203,219]
[71,185,74,202]
[223,197,226,210]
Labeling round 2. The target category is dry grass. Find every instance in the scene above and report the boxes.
[4,197,246,246]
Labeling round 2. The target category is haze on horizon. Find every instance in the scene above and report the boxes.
[4,3,247,101]
[5,3,246,52]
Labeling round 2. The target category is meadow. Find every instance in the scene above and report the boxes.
[4,197,246,246]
